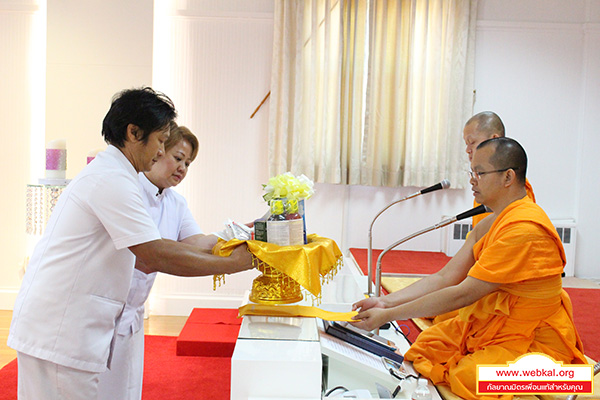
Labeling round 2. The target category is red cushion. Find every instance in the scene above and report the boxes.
[185,308,241,325]
[176,308,241,357]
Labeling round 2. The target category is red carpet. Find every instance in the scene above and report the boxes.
[0,359,16,400]
[0,335,230,400]
[351,248,599,362]
[564,288,600,363]
[349,248,451,275]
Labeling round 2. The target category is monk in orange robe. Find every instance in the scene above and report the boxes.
[430,112,536,326]
[352,137,586,400]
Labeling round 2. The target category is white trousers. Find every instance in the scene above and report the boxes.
[17,352,99,400]
[97,327,145,400]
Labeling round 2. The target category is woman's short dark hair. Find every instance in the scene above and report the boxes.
[102,87,177,147]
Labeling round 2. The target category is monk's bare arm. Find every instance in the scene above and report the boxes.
[352,276,500,331]
[365,243,475,309]
[353,213,497,311]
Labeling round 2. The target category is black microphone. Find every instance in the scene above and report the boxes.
[432,204,491,229]
[456,204,491,222]
[419,179,451,195]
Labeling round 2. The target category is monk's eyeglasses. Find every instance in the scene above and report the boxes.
[468,167,519,180]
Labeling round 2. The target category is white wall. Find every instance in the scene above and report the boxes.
[0,0,154,309]
[46,0,154,176]
[0,1,43,308]
[471,0,600,280]
[574,12,600,281]
[149,0,600,316]
[315,0,600,281]
[149,0,273,313]
[1,0,599,312]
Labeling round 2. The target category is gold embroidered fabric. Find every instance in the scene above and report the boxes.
[238,304,357,322]
[212,234,343,302]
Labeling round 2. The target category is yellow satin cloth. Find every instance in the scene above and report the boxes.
[238,304,357,322]
[213,234,343,300]
[405,197,587,400]
[472,178,535,226]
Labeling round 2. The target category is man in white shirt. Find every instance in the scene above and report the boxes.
[8,87,253,400]
[97,124,218,399]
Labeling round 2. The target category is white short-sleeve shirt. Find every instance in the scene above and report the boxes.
[116,173,203,335]
[8,145,161,373]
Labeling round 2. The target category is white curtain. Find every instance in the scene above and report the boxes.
[269,0,477,188]
[269,0,344,183]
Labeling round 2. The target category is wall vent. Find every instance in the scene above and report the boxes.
[553,220,576,277]
[453,223,472,241]
[555,227,572,244]
[442,218,577,277]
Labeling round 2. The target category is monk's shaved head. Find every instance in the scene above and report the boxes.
[478,137,527,185]
[463,111,506,162]
[465,111,505,138]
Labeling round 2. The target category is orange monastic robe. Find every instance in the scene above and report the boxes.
[405,196,586,400]
[431,180,537,325]
[472,178,535,227]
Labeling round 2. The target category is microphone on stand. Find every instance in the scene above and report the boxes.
[419,180,452,195]
[373,204,490,298]
[366,179,451,296]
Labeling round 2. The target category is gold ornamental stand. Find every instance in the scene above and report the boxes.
[213,234,343,305]
[249,262,304,304]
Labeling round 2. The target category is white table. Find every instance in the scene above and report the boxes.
[230,255,442,400]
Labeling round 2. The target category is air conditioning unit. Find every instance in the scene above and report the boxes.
[441,218,577,277]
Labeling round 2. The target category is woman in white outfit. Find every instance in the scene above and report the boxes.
[97,124,217,400]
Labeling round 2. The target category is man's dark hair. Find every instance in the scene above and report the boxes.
[477,137,527,184]
[102,87,177,147]
[466,111,505,138]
